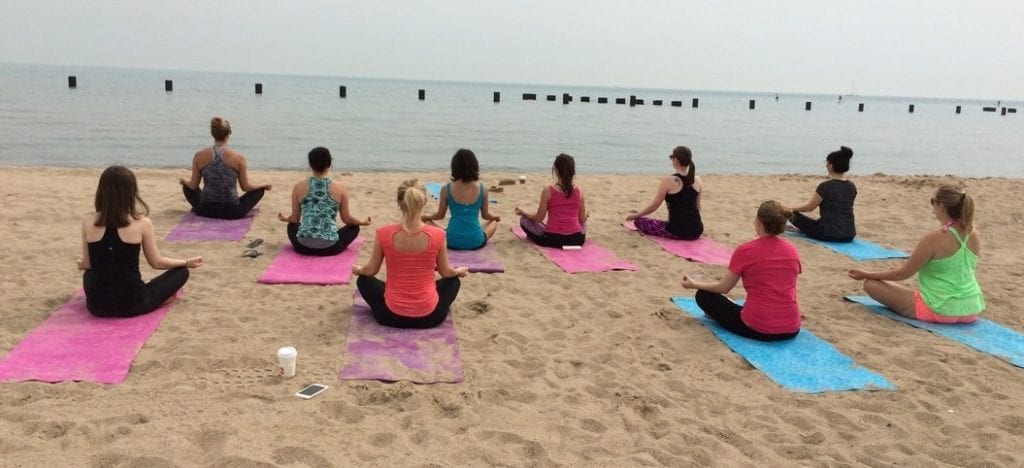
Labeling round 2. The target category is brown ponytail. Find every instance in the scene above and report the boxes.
[757,200,793,235]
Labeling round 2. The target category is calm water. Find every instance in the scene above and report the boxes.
[0,63,1020,176]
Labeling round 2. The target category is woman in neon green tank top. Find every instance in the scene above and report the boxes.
[848,185,985,323]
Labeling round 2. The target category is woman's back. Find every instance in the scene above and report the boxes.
[545,185,582,234]
[297,177,340,240]
[84,218,146,309]
[731,236,802,334]
[919,227,984,315]
[665,175,702,238]
[199,146,239,205]
[379,224,445,316]
[446,182,485,248]
[816,179,856,238]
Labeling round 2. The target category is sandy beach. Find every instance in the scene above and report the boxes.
[1,166,1022,467]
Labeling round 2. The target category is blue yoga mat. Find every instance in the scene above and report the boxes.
[845,295,1024,368]
[672,297,894,393]
[425,182,497,203]
[785,231,907,261]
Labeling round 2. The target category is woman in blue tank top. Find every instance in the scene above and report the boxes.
[422,149,500,250]
[278,147,371,256]
[180,116,272,219]
[626,146,704,240]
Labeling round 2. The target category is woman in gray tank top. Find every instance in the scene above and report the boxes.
[180,117,272,219]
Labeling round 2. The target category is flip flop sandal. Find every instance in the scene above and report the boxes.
[242,249,262,258]
[246,238,264,249]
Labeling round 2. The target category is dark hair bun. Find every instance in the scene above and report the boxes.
[839,146,853,159]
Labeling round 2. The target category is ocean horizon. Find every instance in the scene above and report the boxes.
[1,62,1021,177]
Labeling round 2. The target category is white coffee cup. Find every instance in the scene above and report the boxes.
[518,175,527,184]
[277,346,297,378]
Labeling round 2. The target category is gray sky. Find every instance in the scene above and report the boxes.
[2,0,1022,100]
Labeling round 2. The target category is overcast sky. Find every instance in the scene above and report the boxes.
[2,0,1022,100]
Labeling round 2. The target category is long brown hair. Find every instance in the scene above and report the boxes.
[94,166,149,228]
[553,153,576,198]
[934,185,975,233]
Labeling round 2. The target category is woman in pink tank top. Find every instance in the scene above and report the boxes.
[515,153,589,248]
[352,180,468,328]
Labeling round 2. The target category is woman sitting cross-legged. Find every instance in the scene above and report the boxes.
[848,185,984,323]
[680,200,802,341]
[626,145,704,240]
[277,146,371,256]
[515,153,588,247]
[81,166,203,317]
[353,180,469,329]
[421,148,500,250]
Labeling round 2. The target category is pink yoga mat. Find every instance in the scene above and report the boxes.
[339,292,463,383]
[258,238,364,285]
[165,208,258,242]
[512,226,638,273]
[623,220,733,265]
[0,291,178,384]
[447,242,504,273]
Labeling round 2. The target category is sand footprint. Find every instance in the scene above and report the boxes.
[271,446,334,468]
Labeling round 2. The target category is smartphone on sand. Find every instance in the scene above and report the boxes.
[295,383,329,399]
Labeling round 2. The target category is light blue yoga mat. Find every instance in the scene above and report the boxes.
[671,297,894,393]
[845,295,1024,368]
[425,182,497,203]
[785,231,907,261]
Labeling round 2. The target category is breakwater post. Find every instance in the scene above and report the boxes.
[581,96,591,103]
[339,86,347,98]
[908,104,915,113]
[671,101,682,107]
[418,89,425,100]
[1002,107,1007,116]
[615,98,626,104]
[522,93,536,100]
[955,105,961,114]
[165,80,173,92]
[653,100,662,106]
[255,83,263,94]
[598,97,608,103]
[629,95,636,107]
[493,92,500,103]
[68,76,76,88]
[546,95,556,101]
[805,101,811,111]
[562,93,571,105]
[692,98,699,108]
[858,103,864,112]
[749,99,755,110]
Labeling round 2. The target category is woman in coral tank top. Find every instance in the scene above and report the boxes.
[353,180,469,329]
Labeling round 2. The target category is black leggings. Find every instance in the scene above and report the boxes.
[356,275,460,329]
[182,185,265,220]
[84,267,189,318]
[287,223,360,256]
[694,290,799,342]
[790,212,854,243]
[520,219,585,248]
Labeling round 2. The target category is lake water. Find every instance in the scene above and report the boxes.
[0,63,1020,176]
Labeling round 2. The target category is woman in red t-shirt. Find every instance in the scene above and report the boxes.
[515,153,589,247]
[353,180,468,328]
[680,200,802,341]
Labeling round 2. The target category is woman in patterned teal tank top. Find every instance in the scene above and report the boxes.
[849,185,985,323]
[422,149,501,250]
[278,147,371,256]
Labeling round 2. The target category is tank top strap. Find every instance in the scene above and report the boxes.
[948,227,968,246]
[476,182,485,204]
[445,182,453,202]
[101,224,119,243]
[212,145,224,161]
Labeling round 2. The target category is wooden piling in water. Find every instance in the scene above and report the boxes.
[165,80,172,92]
[581,96,591,103]
[418,89,425,100]
[523,93,537,100]
[692,98,699,108]
[255,83,263,94]
[652,100,662,106]
[597,97,608,104]
[615,98,626,104]
[805,101,811,111]
[671,101,682,107]
[748,99,755,110]
[493,92,500,103]
[908,104,915,113]
[339,86,347,98]
[858,103,864,112]
[68,76,77,88]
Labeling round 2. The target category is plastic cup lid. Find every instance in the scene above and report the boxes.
[277,346,297,358]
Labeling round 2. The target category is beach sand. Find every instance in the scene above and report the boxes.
[1,166,1023,467]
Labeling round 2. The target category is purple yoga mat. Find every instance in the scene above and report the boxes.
[623,220,733,266]
[512,226,638,273]
[258,238,364,284]
[447,242,505,273]
[339,292,463,383]
[165,208,258,242]
[0,290,178,384]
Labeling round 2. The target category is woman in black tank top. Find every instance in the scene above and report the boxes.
[626,146,704,240]
[81,166,203,317]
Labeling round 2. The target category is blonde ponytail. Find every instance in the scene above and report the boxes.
[397,179,427,229]
[934,185,975,233]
